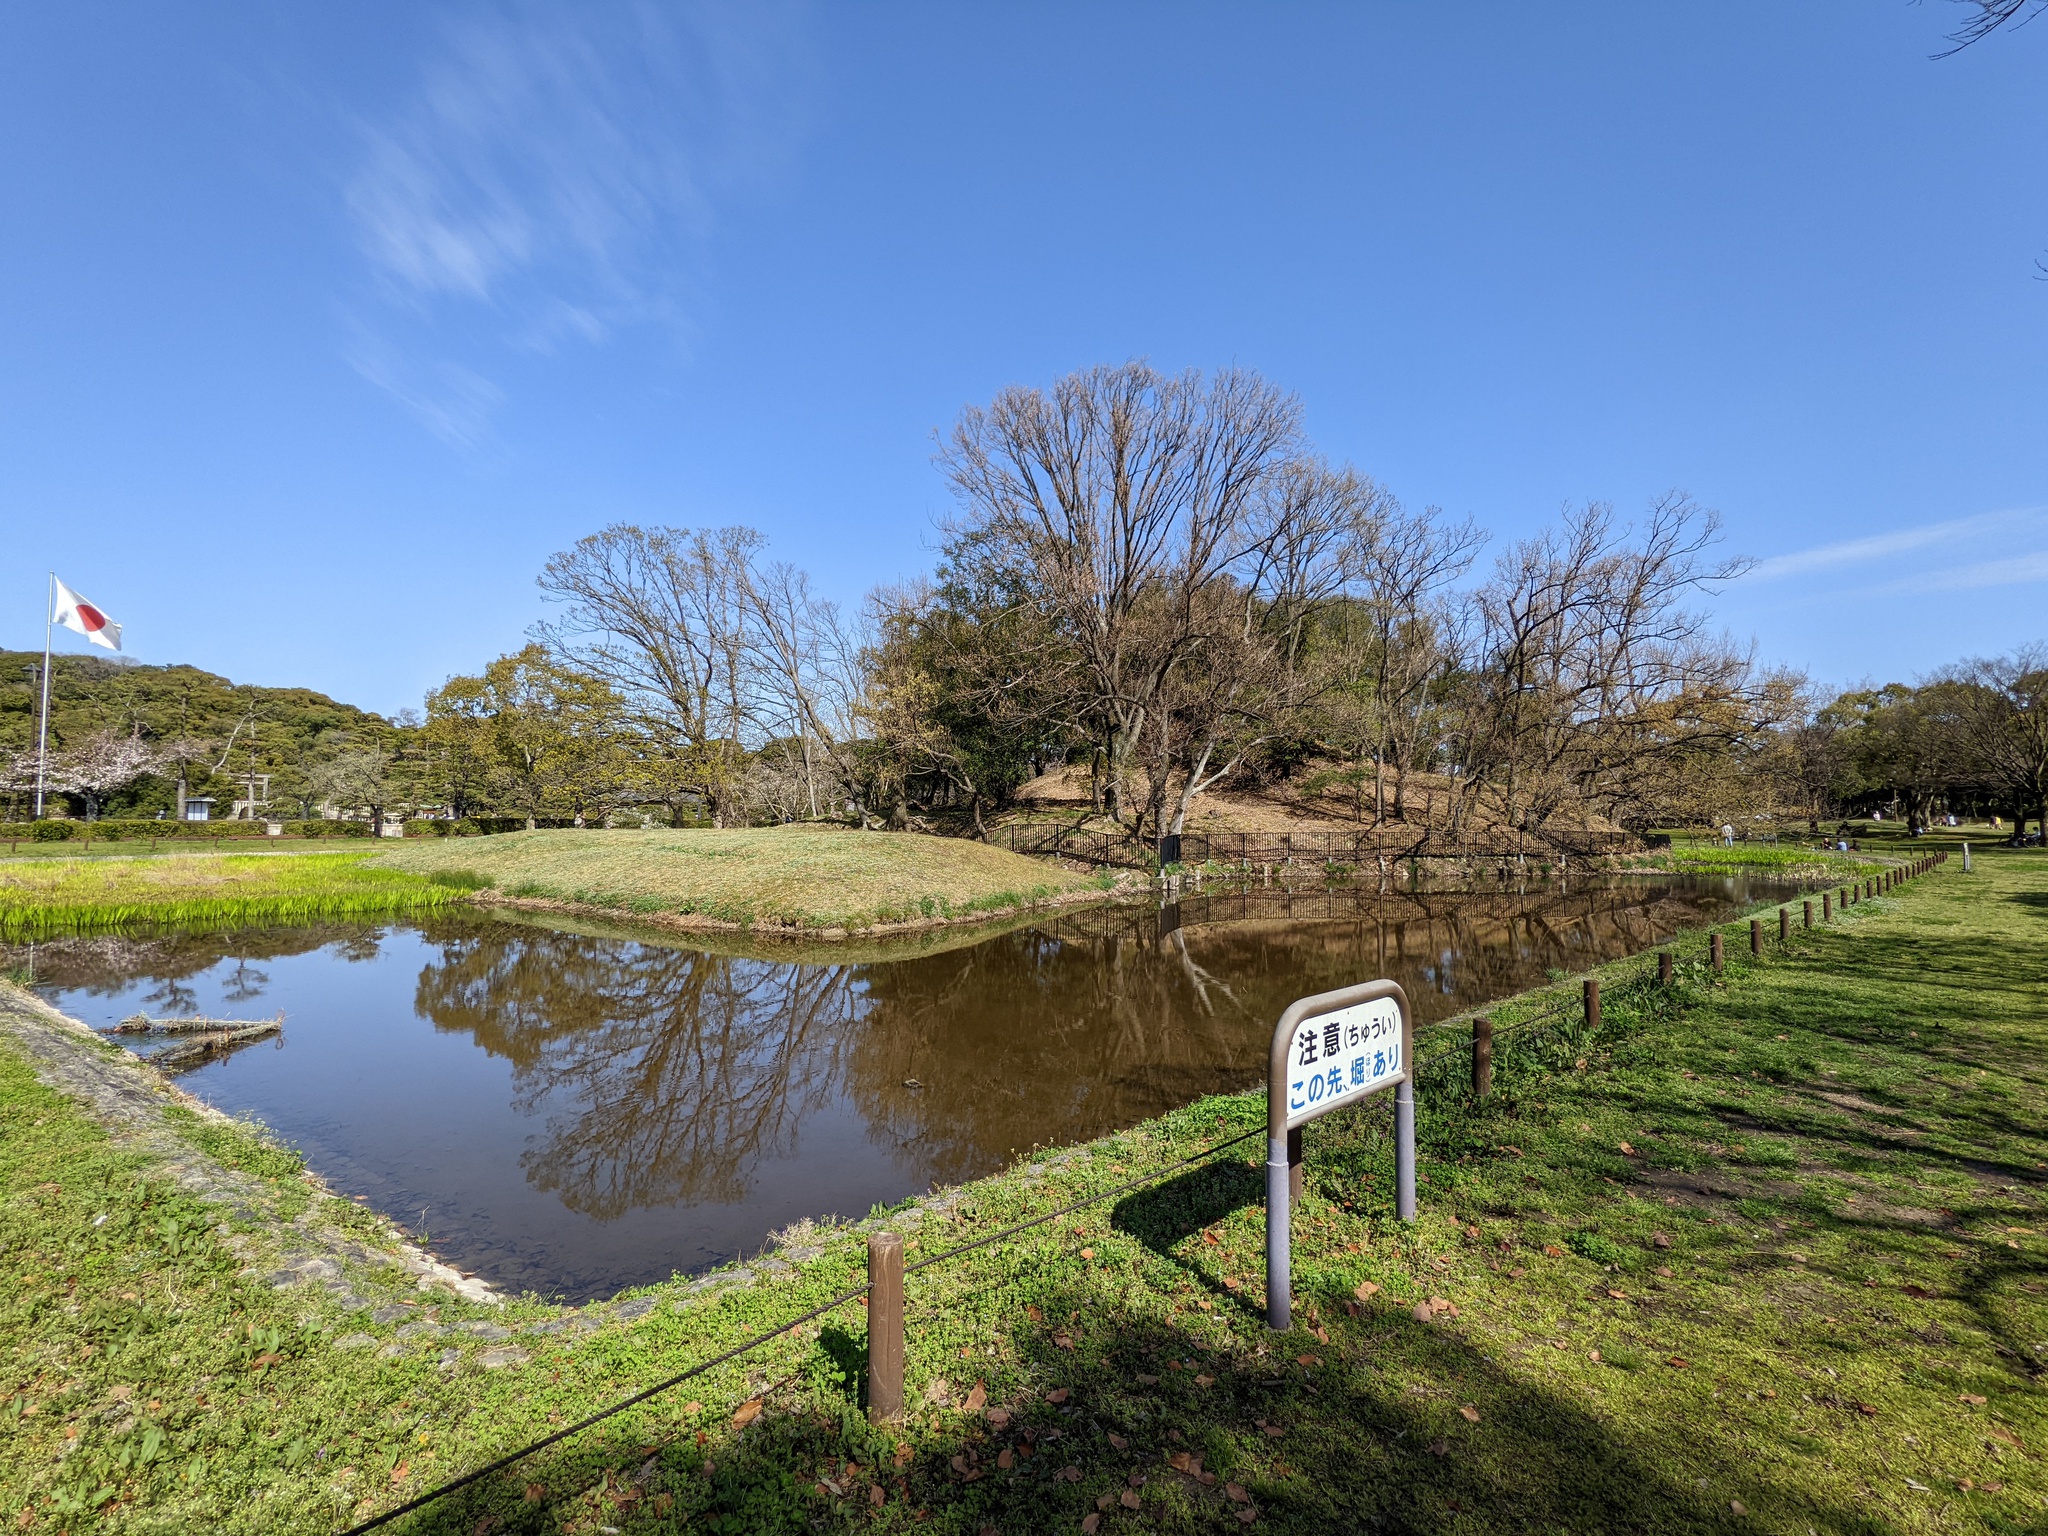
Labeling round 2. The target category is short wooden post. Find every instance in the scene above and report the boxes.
[1472,1016,1493,1098]
[1750,917,1762,957]
[1779,907,1789,942]
[1584,977,1601,1036]
[1658,950,1674,985]
[1822,893,1831,922]
[1804,899,1813,928]
[1711,932,1724,973]
[866,1232,904,1425]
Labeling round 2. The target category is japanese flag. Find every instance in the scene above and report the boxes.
[52,576,121,652]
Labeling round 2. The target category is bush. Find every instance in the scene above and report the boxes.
[30,821,74,841]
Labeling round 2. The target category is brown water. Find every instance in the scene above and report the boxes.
[16,873,1799,1301]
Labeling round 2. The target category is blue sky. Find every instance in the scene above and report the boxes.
[4,2,2045,715]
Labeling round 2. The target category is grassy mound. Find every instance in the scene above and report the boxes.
[371,825,1105,932]
[0,850,460,939]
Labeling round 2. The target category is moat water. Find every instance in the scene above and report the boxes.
[16,873,1803,1300]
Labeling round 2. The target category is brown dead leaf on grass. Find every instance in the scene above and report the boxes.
[1459,1405,1480,1422]
[963,1382,986,1412]
[732,1400,762,1428]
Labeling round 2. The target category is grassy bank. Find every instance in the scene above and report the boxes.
[0,851,464,940]
[371,826,1107,933]
[0,842,2041,1533]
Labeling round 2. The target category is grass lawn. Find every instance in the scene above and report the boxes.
[371,826,1108,933]
[0,840,2042,1534]
[0,851,462,940]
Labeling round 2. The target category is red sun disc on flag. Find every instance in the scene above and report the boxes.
[75,603,106,632]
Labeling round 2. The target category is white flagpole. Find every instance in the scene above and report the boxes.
[34,572,53,820]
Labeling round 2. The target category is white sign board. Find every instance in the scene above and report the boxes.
[1281,994,1404,1130]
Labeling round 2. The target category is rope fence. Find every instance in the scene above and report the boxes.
[337,848,1945,1533]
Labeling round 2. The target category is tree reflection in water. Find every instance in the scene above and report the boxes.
[405,875,1790,1229]
[412,933,862,1218]
[16,873,1800,1294]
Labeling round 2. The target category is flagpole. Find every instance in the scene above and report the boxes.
[34,572,53,820]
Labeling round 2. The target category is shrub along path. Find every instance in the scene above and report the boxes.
[0,843,2042,1533]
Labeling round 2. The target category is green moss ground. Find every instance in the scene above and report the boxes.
[2,841,2042,1534]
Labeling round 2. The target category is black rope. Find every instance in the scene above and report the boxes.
[334,1118,1262,1534]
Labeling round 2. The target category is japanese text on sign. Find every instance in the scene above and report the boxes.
[1284,995,1403,1129]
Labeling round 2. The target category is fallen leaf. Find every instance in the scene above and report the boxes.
[1427,1438,1449,1456]
[1655,1266,1673,1278]
[1731,1499,1747,1515]
[1195,1374,1215,1387]
[1080,1248,1095,1261]
[1544,1244,1564,1258]
[1108,1433,1129,1450]
[987,1408,1010,1428]
[1902,1284,1933,1299]
[1262,1424,1285,1438]
[1961,1394,1987,1405]
[1120,1490,1141,1509]
[1508,1266,1527,1279]
[963,1382,987,1412]
[1055,1334,1076,1350]
[1226,1482,1250,1503]
[523,1485,546,1503]
[1412,1301,1436,1323]
[1296,1354,1319,1367]
[1990,1427,2023,1448]
[870,1485,885,1508]
[1204,1230,1220,1245]
[1222,1276,1241,1291]
[1459,1405,1480,1423]
[1668,1357,1690,1369]
[1082,1517,1100,1535]
[1607,1289,1629,1300]
[1026,1305,1043,1323]
[1168,1451,1197,1474]
[997,1449,1014,1470]
[1589,1350,1602,1362]
[1981,1480,2006,1492]
[1652,1232,1672,1249]
[1096,1491,1115,1510]
[1236,1512,1257,1526]
[683,1401,702,1415]
[391,1461,410,1483]
[732,1400,762,1429]
[1619,1141,1636,1156]
[1136,1373,1159,1386]
[1046,1388,1069,1405]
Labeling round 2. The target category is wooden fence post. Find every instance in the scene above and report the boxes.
[1659,951,1674,985]
[1804,899,1813,928]
[1711,932,1724,973]
[1584,978,1601,1037]
[1822,893,1831,922]
[1472,1016,1493,1098]
[1750,918,1761,957]
[1779,907,1789,942]
[866,1232,904,1425]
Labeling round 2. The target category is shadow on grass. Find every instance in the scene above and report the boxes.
[382,1274,1926,1536]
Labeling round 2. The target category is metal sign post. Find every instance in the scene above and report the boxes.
[1266,979,1414,1331]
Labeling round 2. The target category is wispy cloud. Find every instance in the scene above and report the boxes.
[1746,507,2046,581]
[1907,547,2048,592]
[342,1,808,443]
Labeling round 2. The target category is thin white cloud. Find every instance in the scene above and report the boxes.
[1909,547,2048,592]
[1746,507,2046,581]
[342,1,809,442]
[345,331,504,450]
